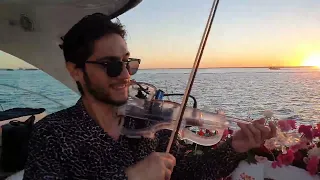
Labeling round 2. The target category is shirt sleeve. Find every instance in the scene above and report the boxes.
[155,129,247,180]
[23,122,66,180]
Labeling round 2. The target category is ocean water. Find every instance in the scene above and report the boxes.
[1,68,320,123]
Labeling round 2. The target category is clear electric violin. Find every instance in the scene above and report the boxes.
[118,80,302,147]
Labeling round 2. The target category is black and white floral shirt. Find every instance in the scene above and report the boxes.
[23,99,246,180]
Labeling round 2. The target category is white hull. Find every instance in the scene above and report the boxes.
[6,170,24,180]
[232,160,320,180]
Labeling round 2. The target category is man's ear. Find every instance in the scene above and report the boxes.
[66,62,82,81]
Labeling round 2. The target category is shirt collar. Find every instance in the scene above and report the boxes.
[72,98,103,131]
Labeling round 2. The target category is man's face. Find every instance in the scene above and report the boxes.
[81,34,131,106]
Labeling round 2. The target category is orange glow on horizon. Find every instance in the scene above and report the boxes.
[139,56,304,69]
[302,53,320,68]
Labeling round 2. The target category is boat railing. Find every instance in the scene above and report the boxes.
[0,84,67,111]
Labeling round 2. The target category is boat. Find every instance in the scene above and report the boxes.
[1,0,319,179]
[269,67,281,70]
[0,0,142,179]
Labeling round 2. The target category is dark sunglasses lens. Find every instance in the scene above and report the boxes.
[127,60,140,75]
[106,61,123,77]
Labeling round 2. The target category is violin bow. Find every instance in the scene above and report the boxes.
[166,0,221,153]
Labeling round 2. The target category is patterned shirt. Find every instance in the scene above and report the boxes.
[23,99,246,180]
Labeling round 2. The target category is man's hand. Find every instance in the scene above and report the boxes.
[126,152,176,180]
[231,118,277,153]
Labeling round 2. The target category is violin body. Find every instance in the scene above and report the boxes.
[120,98,228,146]
[120,81,229,146]
[121,81,302,147]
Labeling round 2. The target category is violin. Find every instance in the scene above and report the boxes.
[119,81,301,147]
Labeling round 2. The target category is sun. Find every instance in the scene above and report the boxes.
[303,53,320,68]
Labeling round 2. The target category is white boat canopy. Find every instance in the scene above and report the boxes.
[0,0,142,93]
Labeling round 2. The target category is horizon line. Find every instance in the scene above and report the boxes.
[0,65,316,70]
[139,65,316,70]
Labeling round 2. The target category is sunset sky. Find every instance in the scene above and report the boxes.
[0,0,320,69]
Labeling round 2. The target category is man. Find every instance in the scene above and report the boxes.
[23,13,276,180]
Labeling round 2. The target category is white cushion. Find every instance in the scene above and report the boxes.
[5,170,24,180]
[231,160,320,180]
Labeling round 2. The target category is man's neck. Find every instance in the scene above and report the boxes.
[81,96,122,140]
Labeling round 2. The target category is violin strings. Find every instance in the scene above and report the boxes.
[166,0,221,153]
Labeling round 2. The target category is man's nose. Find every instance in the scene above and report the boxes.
[118,65,130,79]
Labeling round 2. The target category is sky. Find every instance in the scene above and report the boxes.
[1,0,320,69]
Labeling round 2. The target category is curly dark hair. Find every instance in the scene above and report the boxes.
[60,13,127,67]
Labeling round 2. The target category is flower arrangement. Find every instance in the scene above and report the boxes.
[247,119,320,176]
[180,117,320,178]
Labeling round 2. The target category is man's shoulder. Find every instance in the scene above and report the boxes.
[32,106,75,136]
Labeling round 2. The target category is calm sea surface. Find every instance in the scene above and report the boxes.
[1,68,320,124]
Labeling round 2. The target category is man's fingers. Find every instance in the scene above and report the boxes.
[268,121,277,138]
[158,153,176,163]
[248,124,262,144]
[237,122,255,145]
[158,153,176,170]
[163,157,175,171]
[254,118,266,125]
[253,119,277,140]
[253,122,271,140]
[165,168,173,180]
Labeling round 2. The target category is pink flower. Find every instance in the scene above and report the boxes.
[306,156,319,175]
[272,161,281,168]
[313,128,320,138]
[299,125,313,140]
[272,149,295,168]
[278,119,296,132]
[279,149,295,166]
[228,128,234,135]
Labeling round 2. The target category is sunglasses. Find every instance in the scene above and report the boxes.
[85,57,141,77]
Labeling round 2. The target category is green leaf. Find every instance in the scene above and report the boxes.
[245,150,258,164]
